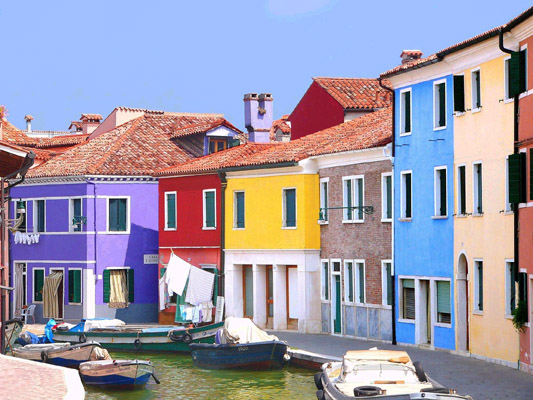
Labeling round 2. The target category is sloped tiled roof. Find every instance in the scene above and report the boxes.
[269,115,291,141]
[27,113,234,178]
[313,78,391,109]
[157,108,391,176]
[1,119,38,146]
[381,6,533,78]
[170,118,242,139]
[34,134,89,149]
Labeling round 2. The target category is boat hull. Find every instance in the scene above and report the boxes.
[12,343,71,362]
[189,341,289,370]
[43,342,105,368]
[80,360,154,390]
[53,322,223,353]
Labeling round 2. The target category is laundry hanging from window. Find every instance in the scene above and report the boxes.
[43,271,63,318]
[109,269,128,308]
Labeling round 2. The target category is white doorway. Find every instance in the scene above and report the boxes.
[418,280,431,345]
[287,266,298,330]
[457,254,469,352]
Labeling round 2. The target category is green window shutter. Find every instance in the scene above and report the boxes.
[211,268,219,301]
[404,91,411,132]
[439,83,446,127]
[68,270,74,303]
[510,263,516,312]
[118,199,127,231]
[103,269,110,303]
[403,279,414,288]
[357,179,363,220]
[509,153,526,204]
[347,264,353,303]
[160,267,167,278]
[386,263,393,306]
[386,176,392,219]
[474,71,481,109]
[34,269,44,302]
[205,191,215,228]
[509,51,526,97]
[323,183,328,220]
[285,189,296,227]
[346,180,352,220]
[166,193,176,229]
[128,269,135,303]
[68,270,81,304]
[73,199,82,232]
[453,75,465,112]
[108,199,117,231]
[459,167,466,214]
[358,264,364,303]
[478,263,483,311]
[36,200,45,232]
[440,169,447,216]
[405,174,412,218]
[437,281,451,314]
[323,264,329,300]
[476,165,483,213]
[236,192,245,228]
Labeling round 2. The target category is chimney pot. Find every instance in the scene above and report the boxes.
[400,50,423,65]
[24,115,34,132]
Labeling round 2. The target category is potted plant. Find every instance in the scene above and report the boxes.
[512,300,528,332]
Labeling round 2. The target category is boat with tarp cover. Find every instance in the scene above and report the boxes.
[52,318,223,352]
[189,317,290,370]
[79,359,160,389]
[315,349,472,400]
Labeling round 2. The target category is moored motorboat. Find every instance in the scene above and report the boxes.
[12,342,71,361]
[79,359,160,389]
[315,349,472,400]
[52,318,223,353]
[189,317,290,370]
[42,341,110,368]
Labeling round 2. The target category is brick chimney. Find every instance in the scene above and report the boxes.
[244,93,273,143]
[24,115,34,132]
[400,50,423,65]
[80,114,103,134]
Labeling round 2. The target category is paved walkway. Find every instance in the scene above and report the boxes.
[272,331,533,400]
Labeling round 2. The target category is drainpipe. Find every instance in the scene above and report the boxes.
[378,78,397,345]
[499,28,520,369]
[217,171,226,298]
[0,151,35,354]
[86,179,98,319]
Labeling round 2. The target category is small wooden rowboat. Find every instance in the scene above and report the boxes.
[79,359,160,389]
[42,341,110,368]
[12,342,71,362]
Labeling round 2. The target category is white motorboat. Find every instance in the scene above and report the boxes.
[12,342,71,361]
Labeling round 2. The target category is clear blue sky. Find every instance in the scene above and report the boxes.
[1,1,531,132]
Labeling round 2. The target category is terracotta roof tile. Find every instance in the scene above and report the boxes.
[81,114,103,121]
[170,119,242,139]
[34,134,89,149]
[269,115,291,141]
[313,78,392,109]
[0,119,38,146]
[157,108,391,176]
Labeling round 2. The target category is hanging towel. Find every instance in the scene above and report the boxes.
[165,253,190,297]
[159,272,167,311]
[109,269,128,308]
[43,271,63,318]
[185,267,214,306]
[200,301,213,323]
[192,306,201,323]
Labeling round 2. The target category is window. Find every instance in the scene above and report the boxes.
[504,57,512,100]
[436,280,451,324]
[164,192,177,230]
[457,166,466,215]
[434,167,447,217]
[508,152,526,204]
[321,260,330,301]
[234,191,245,229]
[509,49,527,97]
[382,261,393,306]
[208,138,227,154]
[34,200,45,232]
[15,200,27,233]
[400,89,411,134]
[434,80,446,128]
[33,268,45,303]
[68,269,82,304]
[453,75,465,112]
[282,188,296,228]
[382,173,392,221]
[401,171,412,219]
[530,149,533,201]
[474,260,483,312]
[473,163,483,215]
[203,189,216,229]
[108,198,128,232]
[103,268,134,305]
[319,178,329,222]
[355,261,365,304]
[70,198,83,232]
[401,279,415,320]
[343,176,364,222]
[505,261,517,316]
[471,69,481,110]
[344,261,354,303]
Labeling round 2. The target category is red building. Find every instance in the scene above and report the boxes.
[288,77,391,140]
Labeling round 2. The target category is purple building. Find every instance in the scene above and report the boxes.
[10,109,242,323]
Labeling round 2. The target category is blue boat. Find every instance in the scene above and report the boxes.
[79,359,159,389]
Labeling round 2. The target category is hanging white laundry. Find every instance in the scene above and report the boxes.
[35,233,40,243]
[200,301,213,323]
[159,271,167,311]
[185,266,214,306]
[14,231,21,244]
[165,253,190,297]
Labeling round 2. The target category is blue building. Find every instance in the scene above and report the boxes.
[382,53,455,350]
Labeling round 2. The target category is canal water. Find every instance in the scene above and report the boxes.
[84,351,318,399]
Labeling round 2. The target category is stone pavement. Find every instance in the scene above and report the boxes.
[272,331,533,400]
[0,354,84,399]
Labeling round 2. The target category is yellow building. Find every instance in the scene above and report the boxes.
[224,163,322,333]
[452,37,518,365]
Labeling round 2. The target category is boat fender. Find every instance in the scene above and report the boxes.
[182,333,193,344]
[41,351,49,363]
[151,373,161,384]
[353,386,384,397]
[315,390,325,400]
[283,353,291,362]
[79,334,87,343]
[314,372,324,390]
[134,339,142,350]
[413,361,428,383]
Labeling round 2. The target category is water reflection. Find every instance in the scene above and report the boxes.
[84,352,317,400]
